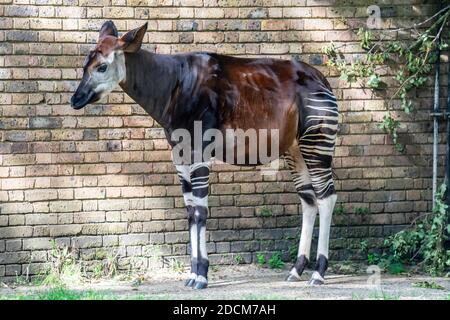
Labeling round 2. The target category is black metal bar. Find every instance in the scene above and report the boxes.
[447,29,450,232]
[432,32,440,208]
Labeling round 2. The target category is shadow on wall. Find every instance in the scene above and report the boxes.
[330,0,445,171]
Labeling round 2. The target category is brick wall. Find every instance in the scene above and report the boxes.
[0,0,447,280]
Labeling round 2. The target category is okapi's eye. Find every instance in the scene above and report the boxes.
[97,64,107,73]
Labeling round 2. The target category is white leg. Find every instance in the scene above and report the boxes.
[298,201,318,258]
[189,162,210,289]
[287,199,318,281]
[175,165,198,286]
[317,194,336,259]
[309,193,337,285]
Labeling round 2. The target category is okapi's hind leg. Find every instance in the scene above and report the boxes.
[304,163,337,285]
[299,88,339,285]
[284,142,318,282]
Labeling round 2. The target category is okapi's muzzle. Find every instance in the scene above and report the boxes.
[71,79,99,110]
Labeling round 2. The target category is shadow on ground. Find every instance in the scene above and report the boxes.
[1,265,449,300]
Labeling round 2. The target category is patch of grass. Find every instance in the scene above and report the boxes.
[210,265,220,273]
[386,262,405,275]
[0,286,174,301]
[39,240,82,287]
[352,291,400,300]
[351,293,362,300]
[1,287,112,300]
[256,252,266,266]
[412,281,445,290]
[234,254,244,265]
[103,250,120,278]
[330,261,361,275]
[169,258,185,274]
[368,291,400,300]
[268,252,284,269]
[14,274,31,287]
[92,263,103,279]
[288,243,298,263]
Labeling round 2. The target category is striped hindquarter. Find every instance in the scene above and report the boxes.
[285,87,338,284]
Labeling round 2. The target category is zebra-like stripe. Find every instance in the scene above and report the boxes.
[298,91,338,199]
[306,98,338,105]
[309,91,337,100]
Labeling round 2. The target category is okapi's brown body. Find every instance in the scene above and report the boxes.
[120,51,333,165]
[72,21,339,289]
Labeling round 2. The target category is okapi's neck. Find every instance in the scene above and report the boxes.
[119,50,180,127]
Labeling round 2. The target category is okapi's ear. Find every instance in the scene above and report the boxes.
[99,20,118,39]
[118,22,148,53]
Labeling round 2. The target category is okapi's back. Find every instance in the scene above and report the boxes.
[199,53,336,157]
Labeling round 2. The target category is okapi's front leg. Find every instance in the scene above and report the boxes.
[176,162,210,289]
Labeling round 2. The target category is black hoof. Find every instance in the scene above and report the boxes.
[185,278,196,287]
[286,274,301,282]
[193,281,208,290]
[308,279,324,286]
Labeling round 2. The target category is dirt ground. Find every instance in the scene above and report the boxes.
[1,265,449,300]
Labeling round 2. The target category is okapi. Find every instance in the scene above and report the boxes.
[71,21,338,289]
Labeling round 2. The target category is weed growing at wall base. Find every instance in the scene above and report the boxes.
[368,183,450,276]
[268,252,285,269]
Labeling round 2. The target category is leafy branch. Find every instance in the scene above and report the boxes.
[370,183,449,276]
[322,6,450,152]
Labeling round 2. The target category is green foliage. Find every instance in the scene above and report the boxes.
[35,287,103,300]
[40,240,82,286]
[256,252,266,266]
[258,206,273,218]
[334,204,346,215]
[1,286,149,300]
[359,240,368,253]
[367,253,377,265]
[37,241,121,286]
[357,28,373,50]
[322,6,450,152]
[288,246,298,263]
[366,74,383,89]
[234,254,244,264]
[367,292,400,300]
[268,252,285,269]
[386,262,405,275]
[412,281,445,290]
[169,258,185,273]
[368,183,450,276]
[378,113,403,152]
[354,207,369,215]
[288,242,299,263]
[92,263,103,279]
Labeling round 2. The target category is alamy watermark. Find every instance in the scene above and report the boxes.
[367,5,382,29]
[170,121,281,174]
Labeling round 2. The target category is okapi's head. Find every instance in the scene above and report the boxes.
[71,20,148,109]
